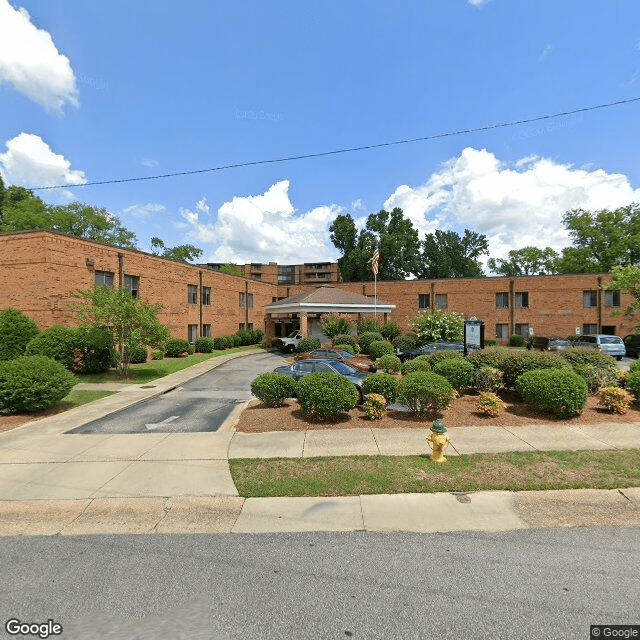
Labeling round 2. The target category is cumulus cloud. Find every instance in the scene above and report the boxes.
[0,0,78,111]
[178,180,342,264]
[0,132,86,187]
[384,147,640,260]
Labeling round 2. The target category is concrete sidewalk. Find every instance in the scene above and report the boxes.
[0,349,639,536]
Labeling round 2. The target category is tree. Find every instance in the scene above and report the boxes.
[0,185,48,231]
[219,263,244,277]
[604,265,640,324]
[320,314,353,338]
[150,237,203,263]
[329,208,421,281]
[419,229,488,279]
[488,246,559,276]
[556,205,640,273]
[73,285,170,377]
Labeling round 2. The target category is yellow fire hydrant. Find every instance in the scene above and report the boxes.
[426,419,451,463]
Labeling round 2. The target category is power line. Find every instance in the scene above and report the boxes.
[33,96,640,191]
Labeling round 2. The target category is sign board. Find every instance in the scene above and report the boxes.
[575,327,581,335]
[464,317,484,353]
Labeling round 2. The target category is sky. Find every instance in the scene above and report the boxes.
[1,0,640,270]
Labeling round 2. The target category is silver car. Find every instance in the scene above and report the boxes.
[575,335,626,360]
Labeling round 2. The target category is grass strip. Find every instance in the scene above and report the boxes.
[229,449,640,497]
[75,346,259,384]
[58,389,117,409]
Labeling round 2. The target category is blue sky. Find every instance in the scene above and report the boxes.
[1,0,640,267]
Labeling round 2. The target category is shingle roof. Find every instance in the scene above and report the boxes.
[266,284,393,309]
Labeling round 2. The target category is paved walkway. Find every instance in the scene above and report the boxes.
[0,350,638,535]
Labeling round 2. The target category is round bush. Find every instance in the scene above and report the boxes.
[151,350,164,360]
[250,329,264,344]
[334,343,355,355]
[433,358,475,391]
[164,338,189,357]
[0,355,76,414]
[332,334,358,350]
[187,344,195,355]
[235,329,253,345]
[368,340,394,359]
[397,372,455,415]
[401,358,431,375]
[509,334,526,347]
[296,336,321,353]
[357,319,382,334]
[598,387,632,414]
[26,325,76,369]
[426,350,463,368]
[628,360,640,375]
[475,392,505,417]
[516,368,588,418]
[358,332,384,354]
[250,372,297,407]
[362,372,400,404]
[474,366,503,392]
[363,393,387,420]
[232,334,242,347]
[376,354,401,373]
[296,372,359,419]
[0,308,39,361]
[466,347,511,371]
[126,343,148,364]
[215,335,235,350]
[392,332,419,351]
[72,326,113,374]
[380,321,402,341]
[626,371,640,400]
[560,348,619,374]
[572,363,619,394]
[195,337,215,353]
[500,351,567,389]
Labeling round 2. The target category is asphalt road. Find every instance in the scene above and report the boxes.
[68,351,287,434]
[0,527,638,640]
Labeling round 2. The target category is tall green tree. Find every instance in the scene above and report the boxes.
[556,205,640,273]
[0,185,48,231]
[150,237,203,263]
[603,265,640,324]
[419,229,488,279]
[488,246,559,276]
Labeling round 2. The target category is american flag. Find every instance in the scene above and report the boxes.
[370,246,380,276]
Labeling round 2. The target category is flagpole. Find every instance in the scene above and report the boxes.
[374,271,377,320]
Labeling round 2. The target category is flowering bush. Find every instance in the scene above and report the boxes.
[363,393,387,420]
[408,309,464,344]
[475,392,505,417]
[598,386,632,414]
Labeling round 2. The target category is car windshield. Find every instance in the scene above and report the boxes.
[334,349,354,359]
[600,337,623,344]
[329,361,357,375]
[549,339,570,346]
[286,331,299,338]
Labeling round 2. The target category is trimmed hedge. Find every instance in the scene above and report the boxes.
[397,371,455,414]
[466,347,511,371]
[296,372,359,419]
[500,351,567,389]
[250,372,297,407]
[392,332,419,351]
[368,340,395,359]
[195,337,215,353]
[627,372,640,400]
[165,338,189,357]
[0,308,39,361]
[560,348,619,374]
[126,343,148,364]
[572,363,619,394]
[334,343,356,355]
[296,336,321,353]
[425,350,463,367]
[215,335,235,350]
[25,325,76,369]
[357,319,382,334]
[433,358,475,391]
[516,368,588,418]
[509,334,526,347]
[72,326,113,374]
[376,354,401,373]
[474,366,503,392]
[332,334,358,350]
[380,321,402,341]
[362,372,399,404]
[358,331,384,354]
[0,355,76,414]
[401,358,431,375]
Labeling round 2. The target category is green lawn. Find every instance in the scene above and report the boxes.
[229,449,640,497]
[57,389,117,409]
[76,346,260,384]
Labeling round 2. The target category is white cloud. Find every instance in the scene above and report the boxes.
[178,180,342,264]
[384,147,640,260]
[122,203,167,219]
[540,43,553,60]
[0,132,86,187]
[0,0,78,111]
[140,159,159,168]
[468,0,489,6]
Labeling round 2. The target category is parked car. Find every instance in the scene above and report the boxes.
[274,330,303,353]
[527,336,572,352]
[273,359,371,402]
[623,334,640,359]
[295,348,377,372]
[574,334,626,360]
[397,342,465,362]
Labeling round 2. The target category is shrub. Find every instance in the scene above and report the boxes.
[0,355,76,414]
[626,372,640,400]
[484,339,497,346]
[357,318,382,334]
[187,344,195,355]
[296,372,359,419]
[296,336,321,353]
[629,360,640,375]
[618,370,629,388]
[466,347,511,371]
[332,334,358,350]
[376,354,401,373]
[380,321,402,341]
[215,335,235,350]
[500,351,567,389]
[426,350,463,368]
[334,343,355,355]
[516,368,588,418]
[164,338,189,357]
[358,331,384,354]
[474,366,504,392]
[235,329,253,345]
[232,334,242,347]
[401,358,431,375]
[362,372,399,403]
[397,372,455,415]
[152,350,164,360]
[126,343,148,364]
[72,326,113,374]
[509,334,526,347]
[194,337,215,353]
[409,308,464,344]
[250,329,264,344]
[598,386,632,414]
[250,372,297,407]
[560,348,619,374]
[320,314,353,338]
[368,340,394,359]
[433,358,475,391]
[392,332,419,351]
[25,325,76,369]
[363,393,387,420]
[0,308,39,361]
[475,392,505,418]
[572,363,619,394]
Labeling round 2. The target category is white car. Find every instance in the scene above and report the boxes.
[575,334,626,360]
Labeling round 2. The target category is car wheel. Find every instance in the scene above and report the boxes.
[616,355,623,361]
[286,345,295,354]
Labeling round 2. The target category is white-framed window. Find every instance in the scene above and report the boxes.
[202,287,211,305]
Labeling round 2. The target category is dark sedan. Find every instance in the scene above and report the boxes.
[294,348,377,372]
[397,342,465,362]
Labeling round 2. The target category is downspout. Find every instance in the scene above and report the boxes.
[199,270,203,336]
[597,275,602,333]
[117,253,124,287]
[509,279,515,337]
[430,282,435,309]
[245,279,249,327]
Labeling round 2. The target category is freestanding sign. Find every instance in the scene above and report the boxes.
[464,316,484,354]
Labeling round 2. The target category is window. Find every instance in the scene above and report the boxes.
[202,287,211,306]
[187,284,197,305]
[247,323,253,330]
[187,324,198,343]
[418,294,430,309]
[515,323,530,338]
[252,274,262,280]
[247,293,253,309]
[239,292,245,308]
[239,323,245,330]
[124,275,139,298]
[202,324,211,337]
[495,324,509,339]
[604,290,620,307]
[272,297,278,303]
[583,323,597,335]
[515,292,529,308]
[495,292,509,309]
[583,290,598,308]
[435,293,448,309]
[95,271,114,287]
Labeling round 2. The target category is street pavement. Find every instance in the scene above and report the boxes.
[0,349,638,536]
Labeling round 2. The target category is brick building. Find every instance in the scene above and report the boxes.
[0,230,636,342]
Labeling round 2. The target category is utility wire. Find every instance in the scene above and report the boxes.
[33,96,640,191]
